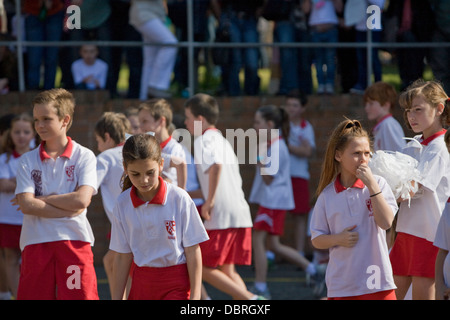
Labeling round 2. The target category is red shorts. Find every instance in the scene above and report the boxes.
[17,240,99,300]
[389,232,439,278]
[328,289,396,300]
[129,263,190,300]
[0,224,22,249]
[200,228,252,268]
[290,177,310,214]
[253,206,286,235]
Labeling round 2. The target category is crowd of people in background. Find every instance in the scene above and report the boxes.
[0,0,449,99]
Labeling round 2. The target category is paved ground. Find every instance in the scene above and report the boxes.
[96,262,326,300]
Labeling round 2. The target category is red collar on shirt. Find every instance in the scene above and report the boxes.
[334,174,365,193]
[12,150,21,159]
[130,176,167,208]
[39,137,73,161]
[373,113,392,131]
[160,136,172,149]
[420,129,447,146]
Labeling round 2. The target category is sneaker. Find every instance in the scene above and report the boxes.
[325,83,334,94]
[317,84,325,94]
[349,86,365,95]
[249,285,271,300]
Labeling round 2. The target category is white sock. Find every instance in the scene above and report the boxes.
[0,292,12,300]
[254,282,267,292]
[306,263,317,276]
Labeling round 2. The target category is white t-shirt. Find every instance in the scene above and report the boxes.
[15,138,97,250]
[309,0,339,26]
[249,137,295,210]
[310,174,397,298]
[110,177,209,267]
[372,114,406,152]
[161,136,186,187]
[434,201,450,288]
[71,58,108,90]
[396,130,450,242]
[288,120,315,179]
[96,144,124,223]
[0,152,24,225]
[194,129,253,230]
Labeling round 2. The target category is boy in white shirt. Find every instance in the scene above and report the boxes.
[184,93,259,300]
[72,44,108,90]
[14,88,99,300]
[364,81,406,152]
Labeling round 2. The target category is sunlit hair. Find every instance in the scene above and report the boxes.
[315,118,371,197]
[32,88,75,131]
[363,81,398,111]
[138,98,174,130]
[121,133,162,191]
[399,79,450,130]
[257,104,290,139]
[2,113,39,163]
[94,112,131,145]
[184,93,219,125]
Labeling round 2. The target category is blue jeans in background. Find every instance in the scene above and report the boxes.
[25,11,64,90]
[310,26,338,88]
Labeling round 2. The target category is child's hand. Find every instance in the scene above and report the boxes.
[338,225,359,248]
[356,163,375,186]
[201,200,213,221]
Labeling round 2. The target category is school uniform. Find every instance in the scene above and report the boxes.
[15,137,99,300]
[109,176,209,300]
[310,174,398,298]
[160,136,186,186]
[250,137,295,235]
[288,120,315,214]
[390,129,450,278]
[193,128,253,267]
[0,152,24,249]
[96,144,124,223]
[372,114,406,152]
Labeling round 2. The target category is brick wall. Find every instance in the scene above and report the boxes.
[0,91,411,265]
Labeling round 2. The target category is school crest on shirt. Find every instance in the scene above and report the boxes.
[65,165,75,182]
[165,220,176,240]
[366,199,374,217]
[31,169,43,196]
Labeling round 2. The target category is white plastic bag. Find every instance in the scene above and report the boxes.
[369,150,422,205]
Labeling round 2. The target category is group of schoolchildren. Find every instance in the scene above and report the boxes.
[0,78,449,300]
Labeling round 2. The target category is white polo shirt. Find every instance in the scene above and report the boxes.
[194,129,253,230]
[15,137,97,251]
[97,144,124,223]
[288,120,315,179]
[249,137,295,211]
[310,174,397,298]
[160,136,186,186]
[109,177,209,267]
[372,114,406,152]
[0,152,24,225]
[434,202,450,287]
[396,130,450,242]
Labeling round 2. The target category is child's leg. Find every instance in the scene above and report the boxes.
[3,248,21,298]
[393,275,412,300]
[252,229,268,284]
[268,235,311,270]
[103,249,116,296]
[219,264,247,292]
[412,276,435,300]
[202,266,255,300]
[293,214,308,254]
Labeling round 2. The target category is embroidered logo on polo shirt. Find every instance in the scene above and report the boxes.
[165,220,176,240]
[366,199,374,217]
[65,165,75,182]
[31,169,42,196]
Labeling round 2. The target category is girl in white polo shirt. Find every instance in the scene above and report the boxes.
[110,133,209,300]
[390,80,450,300]
[0,113,36,299]
[310,119,398,300]
[250,105,317,299]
